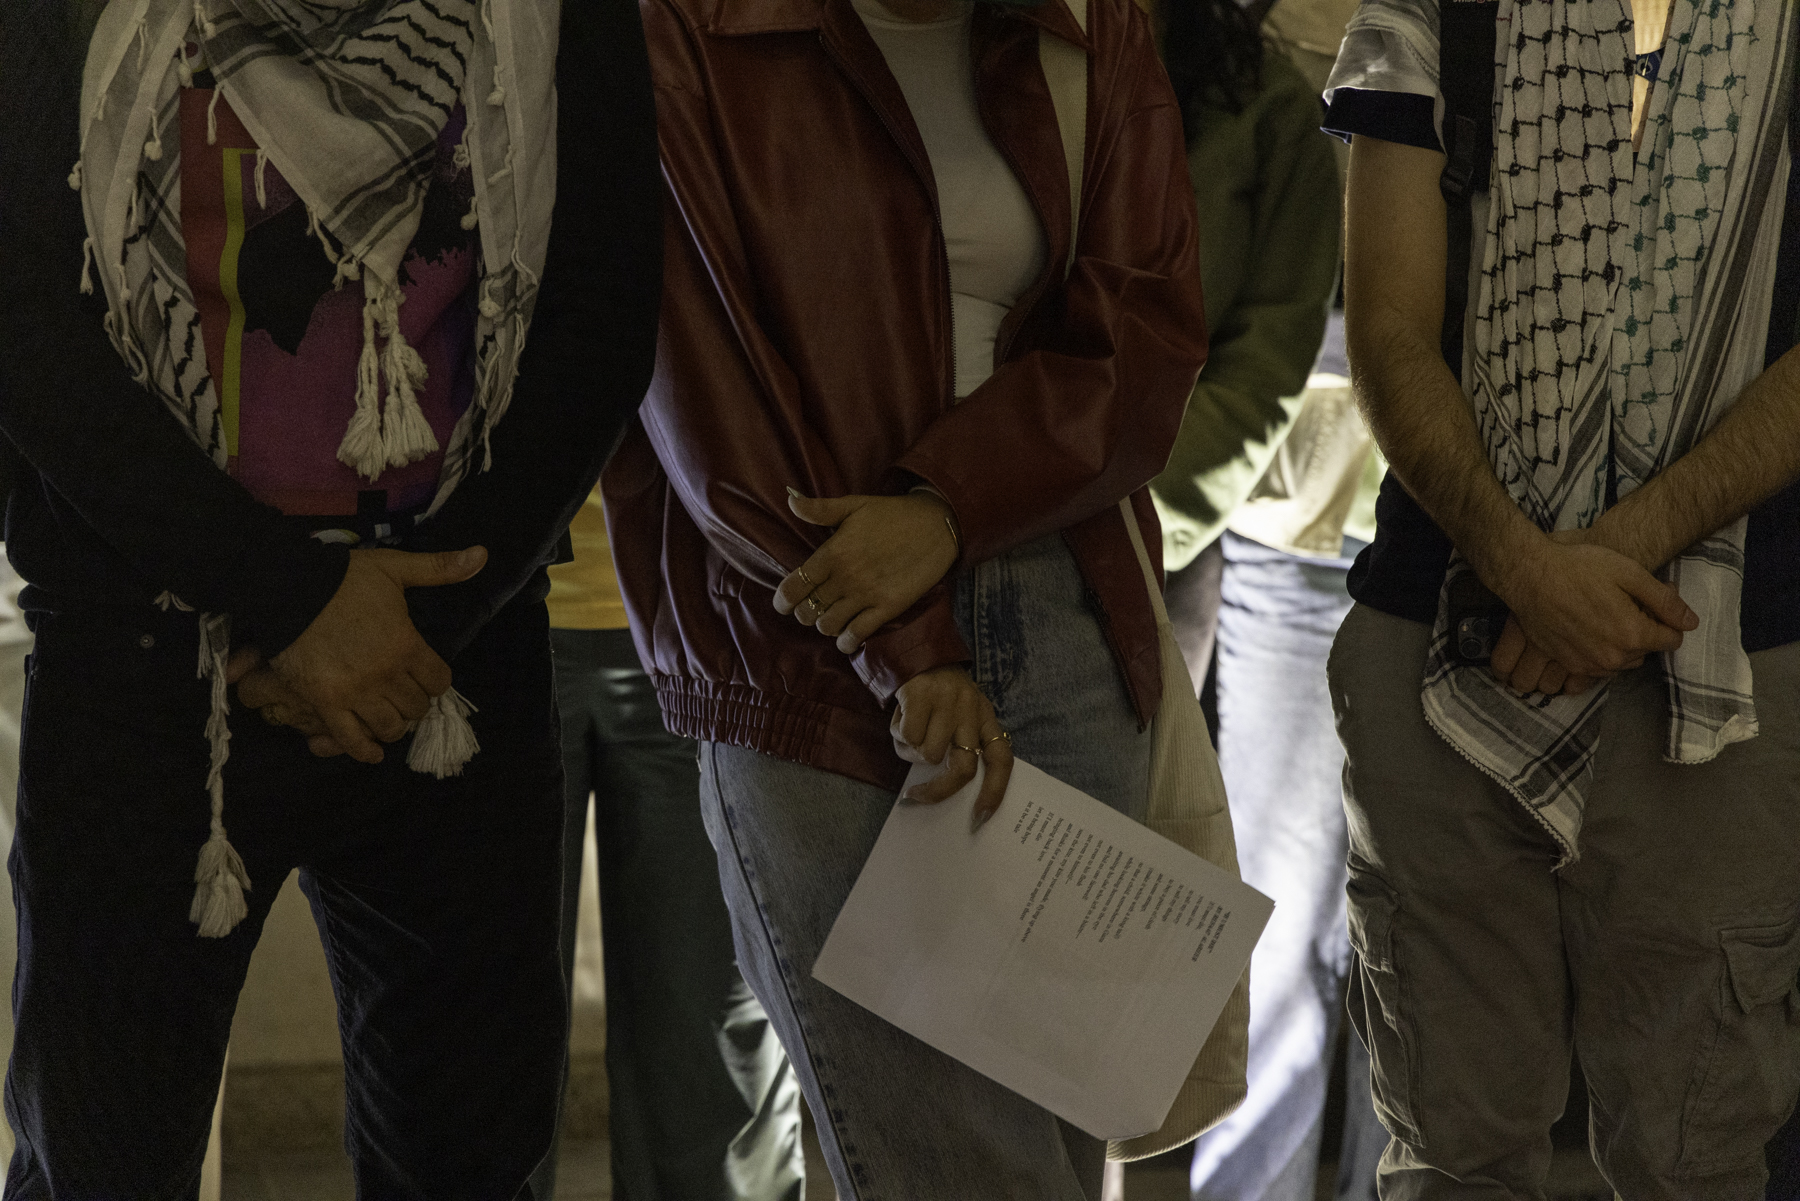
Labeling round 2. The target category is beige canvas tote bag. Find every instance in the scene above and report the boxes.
[1037,5,1252,1160]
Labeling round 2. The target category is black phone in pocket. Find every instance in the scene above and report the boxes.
[1447,572,1510,666]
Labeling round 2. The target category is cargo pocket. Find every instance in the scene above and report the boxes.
[1346,872,1424,1148]
[1677,921,1800,1176]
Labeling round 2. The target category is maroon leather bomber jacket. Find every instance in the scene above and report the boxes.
[604,0,1208,789]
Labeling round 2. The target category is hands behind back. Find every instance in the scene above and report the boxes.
[232,546,487,762]
[1487,527,1697,696]
[774,491,959,653]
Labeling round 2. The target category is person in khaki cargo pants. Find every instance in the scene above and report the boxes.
[1324,0,1800,1198]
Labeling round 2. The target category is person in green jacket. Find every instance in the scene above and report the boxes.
[1151,0,1341,680]
[1148,3,1384,1200]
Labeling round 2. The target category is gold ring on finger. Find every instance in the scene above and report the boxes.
[981,730,1011,749]
[796,568,817,589]
[803,594,827,618]
[951,742,979,756]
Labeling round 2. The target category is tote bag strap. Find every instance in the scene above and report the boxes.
[1041,16,1249,1157]
[1117,493,1170,628]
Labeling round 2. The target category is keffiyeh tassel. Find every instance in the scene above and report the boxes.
[374,283,438,469]
[191,612,251,938]
[408,688,480,778]
[339,282,387,481]
[337,276,438,480]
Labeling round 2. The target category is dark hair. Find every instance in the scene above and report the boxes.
[1160,0,1265,136]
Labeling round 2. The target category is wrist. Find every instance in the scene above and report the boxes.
[908,485,961,562]
[1466,514,1550,605]
[1586,504,1669,572]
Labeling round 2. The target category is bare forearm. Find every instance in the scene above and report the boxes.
[1343,136,1545,600]
[1594,346,1800,570]
[1349,309,1545,592]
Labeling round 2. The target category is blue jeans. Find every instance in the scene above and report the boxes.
[531,628,802,1201]
[699,533,1151,1201]
[1188,532,1381,1201]
[5,593,566,1200]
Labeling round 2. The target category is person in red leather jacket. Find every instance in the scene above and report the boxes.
[607,0,1206,1192]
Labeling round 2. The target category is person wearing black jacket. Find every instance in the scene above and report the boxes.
[0,0,660,1195]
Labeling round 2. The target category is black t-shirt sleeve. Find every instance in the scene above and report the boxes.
[1322,87,1442,152]
[401,0,662,661]
[0,0,348,653]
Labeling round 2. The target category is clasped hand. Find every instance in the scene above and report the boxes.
[1487,528,1697,696]
[773,490,959,653]
[229,546,487,762]
[774,490,1011,827]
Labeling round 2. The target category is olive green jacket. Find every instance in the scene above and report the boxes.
[1151,50,1342,569]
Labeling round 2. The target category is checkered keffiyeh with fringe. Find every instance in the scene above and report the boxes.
[78,0,556,495]
[72,0,558,934]
[1339,0,1796,861]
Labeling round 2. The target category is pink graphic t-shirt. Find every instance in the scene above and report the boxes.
[179,85,478,519]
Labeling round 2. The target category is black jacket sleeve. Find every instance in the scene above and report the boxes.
[402,0,663,661]
[0,0,349,653]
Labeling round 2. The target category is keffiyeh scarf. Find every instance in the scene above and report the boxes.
[73,0,559,933]
[1337,0,1796,861]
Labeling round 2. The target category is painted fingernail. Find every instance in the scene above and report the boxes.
[786,486,804,499]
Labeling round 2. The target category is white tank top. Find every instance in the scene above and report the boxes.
[853,0,1049,399]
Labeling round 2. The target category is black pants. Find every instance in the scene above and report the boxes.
[529,628,801,1201]
[4,595,566,1201]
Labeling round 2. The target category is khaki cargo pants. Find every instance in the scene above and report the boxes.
[1328,605,1800,1201]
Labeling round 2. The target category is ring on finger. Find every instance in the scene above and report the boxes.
[981,730,1011,750]
[260,705,287,727]
[802,594,827,619]
[951,742,979,757]
[796,567,817,589]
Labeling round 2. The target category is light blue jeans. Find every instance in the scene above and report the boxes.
[1189,532,1382,1201]
[699,533,1152,1201]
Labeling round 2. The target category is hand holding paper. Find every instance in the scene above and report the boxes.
[889,665,1013,826]
[813,757,1272,1141]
